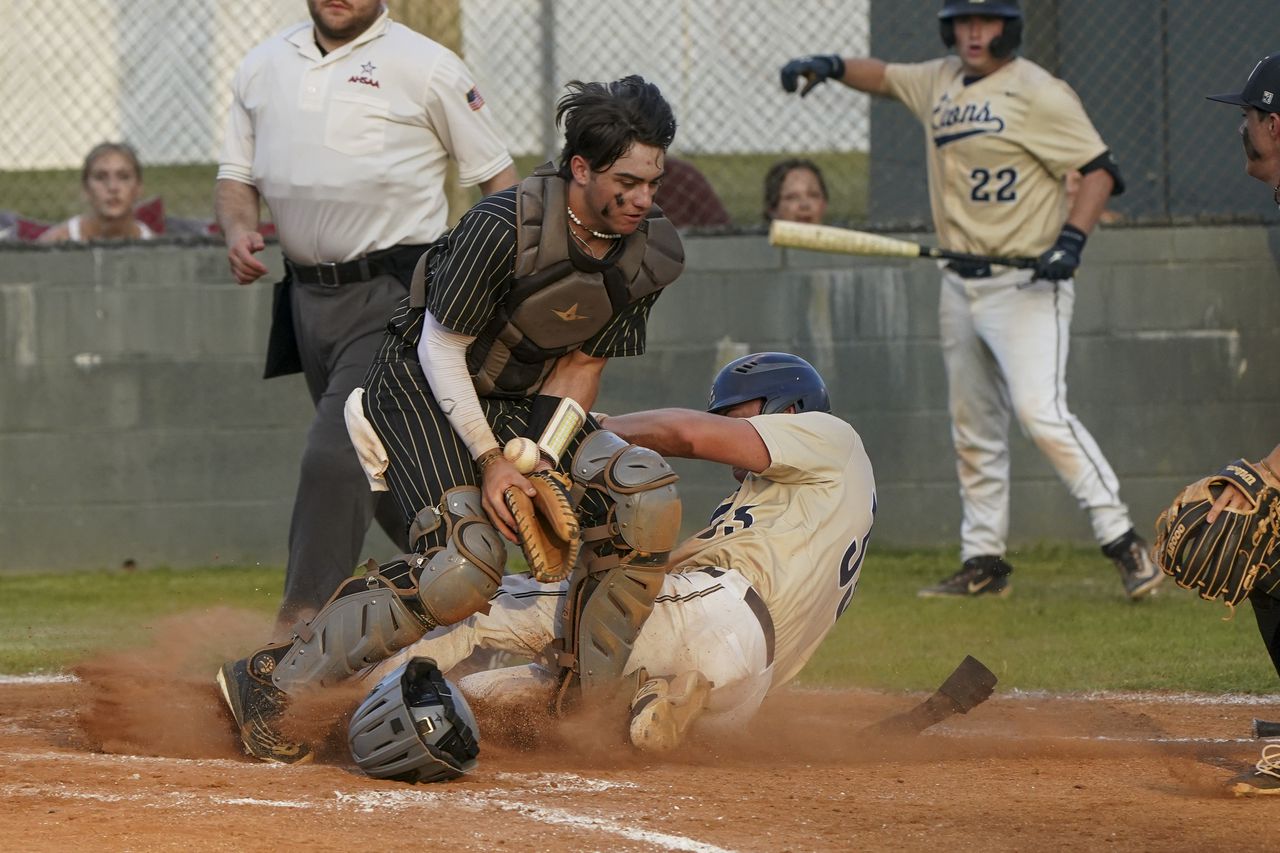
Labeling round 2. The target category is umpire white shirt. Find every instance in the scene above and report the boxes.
[217,12,513,265]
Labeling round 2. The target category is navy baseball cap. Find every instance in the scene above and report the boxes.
[1207,52,1280,113]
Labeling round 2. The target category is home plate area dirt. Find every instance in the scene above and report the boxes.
[2,612,1279,852]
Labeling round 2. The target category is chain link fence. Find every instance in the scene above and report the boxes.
[0,0,1276,242]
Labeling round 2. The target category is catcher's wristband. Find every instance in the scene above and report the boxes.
[534,397,587,463]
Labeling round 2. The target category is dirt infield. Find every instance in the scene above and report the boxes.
[3,665,1280,852]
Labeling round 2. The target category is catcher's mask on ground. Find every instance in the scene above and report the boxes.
[707,352,830,416]
[348,657,480,783]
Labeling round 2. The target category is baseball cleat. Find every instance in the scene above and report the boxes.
[1228,744,1280,796]
[216,658,312,765]
[1102,530,1163,600]
[628,670,712,753]
[917,556,1012,598]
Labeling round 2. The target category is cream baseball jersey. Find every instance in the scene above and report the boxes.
[666,412,876,687]
[883,56,1109,258]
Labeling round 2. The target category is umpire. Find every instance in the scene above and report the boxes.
[214,1,517,626]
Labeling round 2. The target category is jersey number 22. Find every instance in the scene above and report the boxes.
[970,167,1017,202]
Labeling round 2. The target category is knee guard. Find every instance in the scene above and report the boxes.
[569,429,682,562]
[552,431,681,712]
[263,487,506,693]
[407,487,508,627]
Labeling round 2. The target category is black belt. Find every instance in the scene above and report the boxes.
[286,244,423,288]
[945,259,993,279]
[700,567,775,666]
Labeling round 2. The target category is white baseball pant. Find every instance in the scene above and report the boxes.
[939,268,1132,560]
[386,567,775,735]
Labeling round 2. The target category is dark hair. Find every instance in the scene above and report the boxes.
[556,76,677,176]
[763,158,829,220]
[81,142,143,184]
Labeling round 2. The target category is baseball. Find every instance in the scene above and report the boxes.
[503,437,540,474]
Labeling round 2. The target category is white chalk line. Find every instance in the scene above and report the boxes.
[0,777,735,853]
[924,728,1269,746]
[0,673,78,685]
[6,673,1279,706]
[789,685,1280,706]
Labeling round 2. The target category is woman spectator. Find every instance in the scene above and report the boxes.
[764,158,829,224]
[37,142,156,243]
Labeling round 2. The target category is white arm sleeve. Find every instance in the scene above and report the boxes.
[417,311,500,460]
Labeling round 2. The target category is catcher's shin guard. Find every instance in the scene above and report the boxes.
[552,431,681,713]
[260,487,506,693]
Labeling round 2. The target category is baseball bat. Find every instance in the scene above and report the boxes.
[859,655,998,737]
[769,220,1038,270]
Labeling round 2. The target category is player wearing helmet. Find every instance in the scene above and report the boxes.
[377,352,876,752]
[780,0,1159,601]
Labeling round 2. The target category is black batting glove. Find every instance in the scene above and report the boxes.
[1033,224,1087,281]
[780,54,846,97]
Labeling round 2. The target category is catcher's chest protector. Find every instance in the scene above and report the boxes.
[466,163,685,398]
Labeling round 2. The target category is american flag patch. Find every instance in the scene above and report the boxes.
[466,86,485,111]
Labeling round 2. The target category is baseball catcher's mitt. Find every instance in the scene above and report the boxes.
[1152,459,1280,609]
[505,470,581,583]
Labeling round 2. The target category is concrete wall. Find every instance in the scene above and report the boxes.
[2,227,1278,572]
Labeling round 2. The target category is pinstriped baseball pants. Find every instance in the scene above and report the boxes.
[360,336,607,560]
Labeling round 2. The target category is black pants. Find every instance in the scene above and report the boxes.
[278,274,411,622]
[1250,588,1280,681]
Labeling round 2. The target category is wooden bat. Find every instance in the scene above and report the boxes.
[769,220,1038,270]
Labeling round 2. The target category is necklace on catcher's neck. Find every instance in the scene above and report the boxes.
[568,226,601,258]
[566,205,621,240]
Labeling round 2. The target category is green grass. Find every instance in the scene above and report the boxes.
[4,546,1272,694]
[0,565,281,674]
[3,152,869,227]
[800,545,1279,694]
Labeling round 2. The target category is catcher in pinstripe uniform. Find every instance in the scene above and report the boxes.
[216,75,689,765]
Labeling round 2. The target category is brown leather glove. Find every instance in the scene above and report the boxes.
[504,470,581,583]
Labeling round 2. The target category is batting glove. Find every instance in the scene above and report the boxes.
[1034,224,1087,281]
[780,55,846,97]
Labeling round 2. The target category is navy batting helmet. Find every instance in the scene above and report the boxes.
[707,352,830,415]
[348,657,480,784]
[939,0,1022,59]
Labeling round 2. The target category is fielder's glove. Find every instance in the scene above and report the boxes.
[504,470,581,583]
[780,54,846,97]
[1033,224,1087,281]
[1152,459,1280,609]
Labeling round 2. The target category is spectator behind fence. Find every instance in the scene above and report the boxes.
[653,157,731,228]
[36,142,156,243]
[763,158,829,224]
[214,0,517,628]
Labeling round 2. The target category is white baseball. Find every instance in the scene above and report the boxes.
[503,437,540,474]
